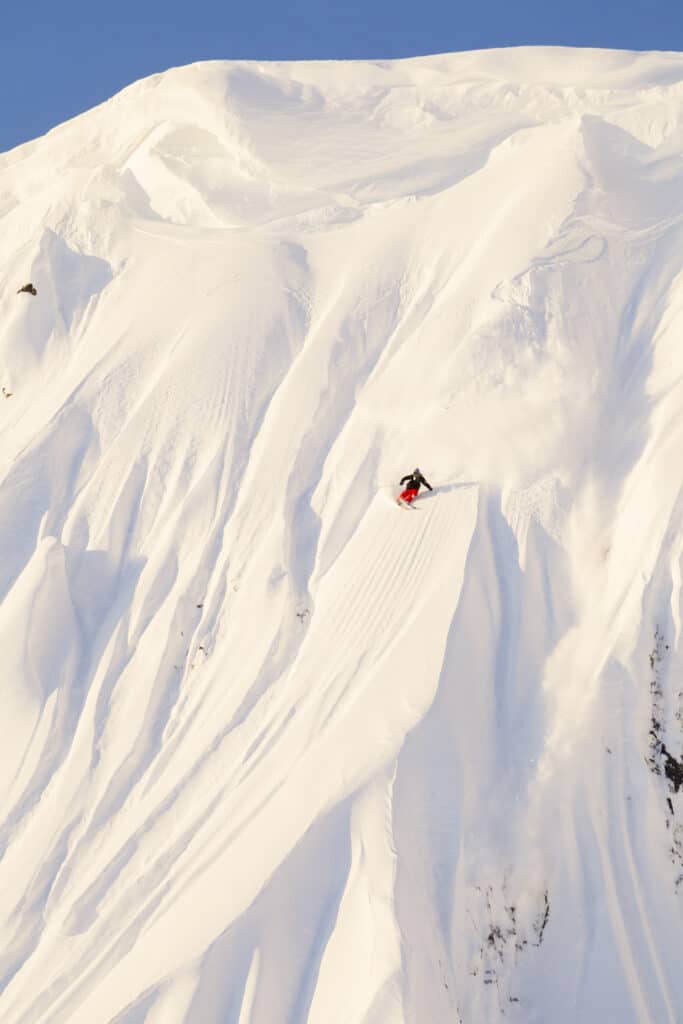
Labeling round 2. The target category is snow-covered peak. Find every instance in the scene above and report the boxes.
[1,48,683,1023]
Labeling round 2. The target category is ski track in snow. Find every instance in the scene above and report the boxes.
[2,47,683,1023]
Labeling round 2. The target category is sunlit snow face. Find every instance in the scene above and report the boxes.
[2,49,683,1024]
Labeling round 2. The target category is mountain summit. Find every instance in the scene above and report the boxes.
[2,49,683,1023]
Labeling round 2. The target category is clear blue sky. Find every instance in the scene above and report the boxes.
[2,0,682,153]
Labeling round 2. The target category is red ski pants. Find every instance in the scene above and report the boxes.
[399,488,419,504]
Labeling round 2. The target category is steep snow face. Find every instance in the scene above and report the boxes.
[1,47,683,1024]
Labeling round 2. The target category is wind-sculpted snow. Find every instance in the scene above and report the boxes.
[1,47,683,1023]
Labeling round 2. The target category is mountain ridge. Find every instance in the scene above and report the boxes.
[1,47,683,1023]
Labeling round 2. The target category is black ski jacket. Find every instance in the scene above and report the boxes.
[400,471,432,493]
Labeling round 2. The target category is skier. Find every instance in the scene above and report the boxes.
[398,467,432,505]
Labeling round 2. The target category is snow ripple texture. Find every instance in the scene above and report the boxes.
[1,47,683,1023]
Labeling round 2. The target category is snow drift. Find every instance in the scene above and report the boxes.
[1,46,683,1023]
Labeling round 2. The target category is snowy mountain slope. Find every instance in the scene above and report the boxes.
[1,47,683,1023]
